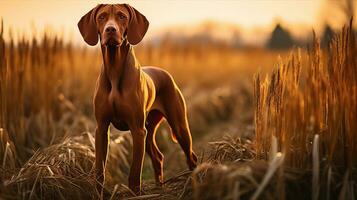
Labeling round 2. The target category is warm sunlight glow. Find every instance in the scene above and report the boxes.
[0,0,325,44]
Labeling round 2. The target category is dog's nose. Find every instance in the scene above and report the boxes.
[105,26,117,34]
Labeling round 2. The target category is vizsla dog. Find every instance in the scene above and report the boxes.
[78,4,197,194]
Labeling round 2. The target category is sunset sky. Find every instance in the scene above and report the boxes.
[0,0,348,45]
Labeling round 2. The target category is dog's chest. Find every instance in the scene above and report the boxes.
[108,89,131,115]
[107,89,135,131]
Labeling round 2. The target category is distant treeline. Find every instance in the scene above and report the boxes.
[267,23,336,49]
[152,23,347,50]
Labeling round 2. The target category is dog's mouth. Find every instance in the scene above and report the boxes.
[104,37,120,47]
[102,35,121,47]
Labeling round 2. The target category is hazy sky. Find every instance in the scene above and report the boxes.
[0,0,327,44]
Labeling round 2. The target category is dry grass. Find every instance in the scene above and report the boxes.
[254,19,357,199]
[0,18,269,199]
[0,16,356,200]
[0,131,135,200]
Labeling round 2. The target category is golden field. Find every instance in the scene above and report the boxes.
[0,18,356,200]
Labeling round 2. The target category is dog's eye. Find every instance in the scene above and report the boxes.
[117,13,126,20]
[98,15,105,21]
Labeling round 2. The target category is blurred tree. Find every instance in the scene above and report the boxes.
[267,23,294,49]
[321,24,335,48]
[319,0,354,48]
[231,29,243,48]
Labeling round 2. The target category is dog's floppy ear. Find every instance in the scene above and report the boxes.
[124,4,149,45]
[78,4,102,46]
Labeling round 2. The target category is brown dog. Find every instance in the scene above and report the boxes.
[78,4,197,194]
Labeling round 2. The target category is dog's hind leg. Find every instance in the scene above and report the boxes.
[145,110,164,185]
[163,90,198,170]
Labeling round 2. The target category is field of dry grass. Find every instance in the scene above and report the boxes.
[254,21,357,200]
[0,17,356,200]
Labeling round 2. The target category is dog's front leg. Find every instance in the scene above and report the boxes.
[95,121,110,197]
[128,125,147,194]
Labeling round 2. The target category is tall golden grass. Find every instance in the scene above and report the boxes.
[0,22,100,162]
[0,18,281,163]
[0,17,278,199]
[0,16,356,199]
[254,19,357,199]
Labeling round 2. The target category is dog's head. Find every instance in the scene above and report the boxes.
[78,4,149,46]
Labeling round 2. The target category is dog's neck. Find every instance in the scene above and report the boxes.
[100,40,140,91]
